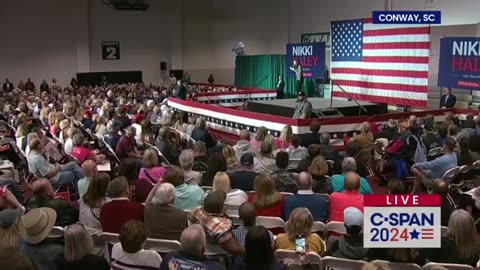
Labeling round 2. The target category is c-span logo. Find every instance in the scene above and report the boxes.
[364,194,441,248]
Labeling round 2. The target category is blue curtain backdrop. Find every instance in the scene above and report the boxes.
[234,55,315,98]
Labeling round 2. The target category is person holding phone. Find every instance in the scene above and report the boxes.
[274,208,325,255]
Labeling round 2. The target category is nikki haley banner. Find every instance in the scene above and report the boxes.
[438,37,480,90]
[286,42,326,79]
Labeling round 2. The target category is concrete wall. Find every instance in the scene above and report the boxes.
[88,0,182,84]
[0,0,89,86]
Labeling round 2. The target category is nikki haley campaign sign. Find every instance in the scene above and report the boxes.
[364,194,441,248]
[438,37,480,90]
[286,42,326,79]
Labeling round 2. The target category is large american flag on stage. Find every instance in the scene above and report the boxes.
[331,18,430,107]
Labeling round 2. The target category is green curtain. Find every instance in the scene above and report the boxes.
[234,54,315,98]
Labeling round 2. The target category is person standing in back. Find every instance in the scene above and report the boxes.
[440,88,456,109]
[208,74,215,84]
[276,75,285,99]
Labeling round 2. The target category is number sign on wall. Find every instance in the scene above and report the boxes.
[102,41,120,60]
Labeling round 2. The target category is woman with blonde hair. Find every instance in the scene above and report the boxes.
[39,103,51,126]
[223,145,239,170]
[212,172,247,215]
[247,174,284,219]
[95,116,107,137]
[421,209,479,267]
[275,125,293,149]
[275,207,325,255]
[139,148,166,184]
[64,223,109,269]
[250,126,268,152]
[309,155,332,194]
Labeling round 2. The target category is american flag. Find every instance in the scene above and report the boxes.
[331,18,430,107]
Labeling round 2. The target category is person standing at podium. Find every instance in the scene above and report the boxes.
[290,60,303,92]
[293,91,312,119]
[276,75,285,99]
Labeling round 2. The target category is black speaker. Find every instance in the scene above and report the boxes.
[160,62,167,71]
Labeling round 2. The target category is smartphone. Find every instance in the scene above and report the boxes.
[295,235,306,253]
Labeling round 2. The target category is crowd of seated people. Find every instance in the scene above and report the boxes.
[2,78,480,269]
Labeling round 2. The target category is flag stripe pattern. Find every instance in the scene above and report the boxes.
[421,228,434,240]
[331,18,430,107]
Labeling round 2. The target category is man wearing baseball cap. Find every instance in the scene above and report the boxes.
[293,91,312,119]
[228,153,258,192]
[326,207,369,260]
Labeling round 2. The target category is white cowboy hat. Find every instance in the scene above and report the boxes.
[18,207,57,244]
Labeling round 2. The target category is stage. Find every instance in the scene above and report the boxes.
[246,98,388,118]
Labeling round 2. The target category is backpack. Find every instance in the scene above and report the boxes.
[408,135,427,164]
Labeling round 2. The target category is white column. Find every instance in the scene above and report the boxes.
[74,0,90,73]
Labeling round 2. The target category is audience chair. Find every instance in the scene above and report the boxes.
[288,158,302,170]
[145,143,171,167]
[144,238,182,254]
[49,226,65,238]
[325,221,347,239]
[205,242,227,256]
[102,138,121,164]
[427,147,442,160]
[312,221,326,235]
[322,256,367,269]
[228,214,242,226]
[274,249,322,268]
[451,165,472,191]
[99,232,120,263]
[326,159,335,168]
[316,193,330,203]
[256,216,285,234]
[380,261,421,270]
[441,166,460,185]
[423,262,474,270]
[355,143,377,176]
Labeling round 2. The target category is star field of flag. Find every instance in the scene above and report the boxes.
[332,19,363,61]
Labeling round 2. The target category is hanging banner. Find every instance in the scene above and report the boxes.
[286,42,326,79]
[438,37,480,89]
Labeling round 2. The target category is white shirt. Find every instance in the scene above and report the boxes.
[224,189,248,216]
[111,242,162,270]
[64,138,73,155]
[79,197,110,234]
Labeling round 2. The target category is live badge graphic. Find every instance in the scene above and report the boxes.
[363,194,441,248]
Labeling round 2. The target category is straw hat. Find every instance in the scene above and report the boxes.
[18,208,57,244]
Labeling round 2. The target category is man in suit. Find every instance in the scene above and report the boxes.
[2,79,14,92]
[276,75,285,99]
[440,88,456,108]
